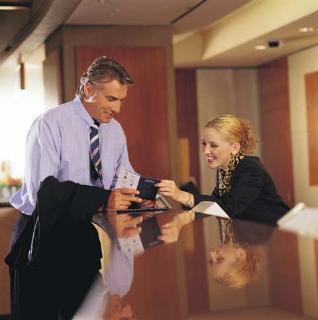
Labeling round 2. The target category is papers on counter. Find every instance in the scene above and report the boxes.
[278,202,318,238]
[192,201,230,219]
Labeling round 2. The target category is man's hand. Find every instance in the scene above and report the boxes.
[140,199,155,208]
[108,213,143,238]
[107,188,142,210]
[103,294,135,320]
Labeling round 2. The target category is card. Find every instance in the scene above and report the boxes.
[115,167,159,200]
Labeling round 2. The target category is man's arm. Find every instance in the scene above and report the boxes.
[11,116,62,213]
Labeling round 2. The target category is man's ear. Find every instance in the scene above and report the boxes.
[236,248,247,261]
[83,82,95,101]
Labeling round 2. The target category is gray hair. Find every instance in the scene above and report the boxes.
[76,56,134,99]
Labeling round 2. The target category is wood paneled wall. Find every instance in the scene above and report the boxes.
[258,57,294,207]
[268,231,302,314]
[305,71,318,185]
[0,208,18,315]
[175,70,209,313]
[43,49,63,109]
[76,47,170,178]
[175,69,200,189]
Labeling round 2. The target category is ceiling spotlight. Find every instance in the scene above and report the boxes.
[267,40,281,48]
[254,44,267,50]
[299,27,314,33]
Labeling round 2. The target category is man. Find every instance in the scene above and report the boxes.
[11,56,141,215]
[8,56,144,319]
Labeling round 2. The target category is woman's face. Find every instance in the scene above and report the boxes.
[201,127,240,170]
[209,245,246,279]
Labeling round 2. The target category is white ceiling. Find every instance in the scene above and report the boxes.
[66,0,250,33]
[66,0,318,67]
[2,0,318,68]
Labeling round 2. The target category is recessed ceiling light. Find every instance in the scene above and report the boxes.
[254,44,267,50]
[0,5,30,10]
[299,27,314,33]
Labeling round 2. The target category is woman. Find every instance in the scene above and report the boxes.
[156,114,289,226]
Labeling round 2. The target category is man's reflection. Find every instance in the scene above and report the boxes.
[102,295,135,320]
[76,210,194,318]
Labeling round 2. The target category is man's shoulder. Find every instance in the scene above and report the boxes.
[42,101,74,119]
[32,101,74,128]
[29,101,74,132]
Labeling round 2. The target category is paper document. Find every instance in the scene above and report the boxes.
[278,202,318,238]
[192,201,230,219]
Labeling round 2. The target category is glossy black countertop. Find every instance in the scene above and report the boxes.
[82,210,316,320]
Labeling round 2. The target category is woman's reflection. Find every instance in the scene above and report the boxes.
[209,241,262,289]
[208,218,272,289]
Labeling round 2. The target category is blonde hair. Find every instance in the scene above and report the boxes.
[205,114,258,154]
[214,246,263,289]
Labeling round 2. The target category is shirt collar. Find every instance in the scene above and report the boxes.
[72,96,95,127]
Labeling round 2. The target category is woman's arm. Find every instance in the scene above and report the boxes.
[194,161,263,217]
[156,180,195,208]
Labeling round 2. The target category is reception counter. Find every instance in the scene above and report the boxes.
[0,207,18,316]
[2,208,318,319]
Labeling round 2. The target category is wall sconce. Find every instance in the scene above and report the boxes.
[19,62,25,90]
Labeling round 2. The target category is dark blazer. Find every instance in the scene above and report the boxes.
[193,156,289,226]
[6,176,111,320]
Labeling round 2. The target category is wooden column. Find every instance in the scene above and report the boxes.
[258,57,294,207]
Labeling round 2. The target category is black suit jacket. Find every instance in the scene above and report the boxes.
[193,156,289,226]
[6,176,110,270]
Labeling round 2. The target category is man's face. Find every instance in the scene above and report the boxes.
[83,79,128,123]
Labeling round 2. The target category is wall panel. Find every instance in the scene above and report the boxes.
[304,71,318,185]
[175,69,200,188]
[258,57,294,206]
[76,47,170,178]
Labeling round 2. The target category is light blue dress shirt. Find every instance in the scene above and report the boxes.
[10,97,133,215]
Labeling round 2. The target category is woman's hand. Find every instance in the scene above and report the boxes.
[155,180,181,201]
[156,180,194,208]
[158,222,179,244]
[158,211,195,244]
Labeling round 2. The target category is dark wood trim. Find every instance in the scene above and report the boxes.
[305,71,318,185]
[258,57,295,207]
[175,69,200,189]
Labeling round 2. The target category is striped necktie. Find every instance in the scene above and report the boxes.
[90,120,103,185]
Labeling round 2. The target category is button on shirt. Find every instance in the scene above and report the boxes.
[10,97,133,215]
